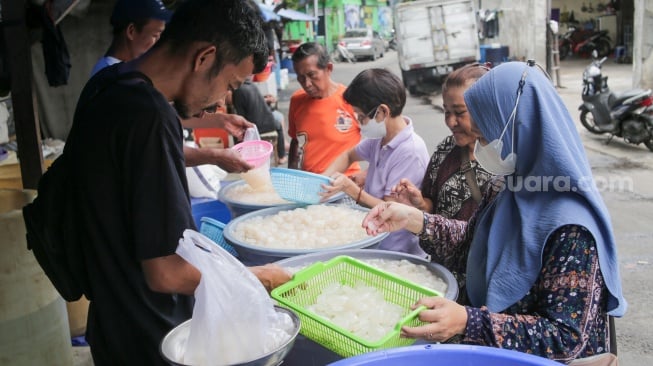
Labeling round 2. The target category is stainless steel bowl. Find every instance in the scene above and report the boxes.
[160,306,300,366]
[222,205,389,265]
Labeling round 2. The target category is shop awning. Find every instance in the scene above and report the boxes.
[277,8,316,22]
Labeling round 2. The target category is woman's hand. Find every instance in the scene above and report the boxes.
[400,297,468,342]
[362,202,423,235]
[319,172,357,202]
[391,178,426,209]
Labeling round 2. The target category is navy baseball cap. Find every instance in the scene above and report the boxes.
[110,0,173,27]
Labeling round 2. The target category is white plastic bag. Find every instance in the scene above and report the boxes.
[0,101,9,144]
[176,230,278,365]
[186,164,227,199]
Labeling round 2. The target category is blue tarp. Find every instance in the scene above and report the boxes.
[277,8,316,22]
[258,4,281,22]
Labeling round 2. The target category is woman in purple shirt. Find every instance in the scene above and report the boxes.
[321,68,429,256]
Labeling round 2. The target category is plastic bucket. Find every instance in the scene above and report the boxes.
[0,189,73,365]
[327,344,561,366]
[190,198,232,228]
[280,57,295,74]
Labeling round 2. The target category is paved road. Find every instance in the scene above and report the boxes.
[276,51,653,364]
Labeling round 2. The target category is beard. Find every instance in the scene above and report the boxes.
[173,101,191,120]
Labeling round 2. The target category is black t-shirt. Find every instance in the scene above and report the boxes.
[66,64,195,365]
[231,80,277,134]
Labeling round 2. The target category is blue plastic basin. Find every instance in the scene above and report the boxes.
[327,344,561,366]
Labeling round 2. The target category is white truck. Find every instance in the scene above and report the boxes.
[394,0,479,94]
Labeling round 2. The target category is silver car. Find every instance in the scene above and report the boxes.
[338,28,385,61]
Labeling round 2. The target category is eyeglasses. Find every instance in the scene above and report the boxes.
[356,106,378,124]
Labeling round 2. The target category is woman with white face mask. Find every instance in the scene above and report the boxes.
[320,68,430,256]
[360,61,626,363]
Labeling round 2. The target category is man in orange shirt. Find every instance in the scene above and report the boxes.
[288,42,361,176]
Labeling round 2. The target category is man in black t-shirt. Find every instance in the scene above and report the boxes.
[64,1,291,364]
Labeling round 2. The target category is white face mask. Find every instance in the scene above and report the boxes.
[473,71,526,176]
[474,138,516,176]
[360,108,387,139]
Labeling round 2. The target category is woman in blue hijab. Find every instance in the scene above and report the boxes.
[362,61,626,362]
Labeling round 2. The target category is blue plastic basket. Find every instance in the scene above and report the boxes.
[199,217,239,257]
[270,168,338,204]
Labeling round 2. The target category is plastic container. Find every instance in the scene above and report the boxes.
[233,140,274,190]
[275,250,458,365]
[193,127,230,148]
[271,256,439,358]
[269,167,335,204]
[280,57,295,74]
[190,198,232,228]
[199,217,239,257]
[232,140,273,168]
[222,205,388,265]
[326,344,561,366]
[275,249,458,301]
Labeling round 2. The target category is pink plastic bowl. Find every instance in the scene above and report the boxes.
[231,140,273,168]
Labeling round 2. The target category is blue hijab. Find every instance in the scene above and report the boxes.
[463,61,626,316]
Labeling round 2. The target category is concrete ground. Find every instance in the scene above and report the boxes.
[72,53,652,365]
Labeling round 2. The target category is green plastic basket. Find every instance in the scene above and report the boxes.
[271,255,440,357]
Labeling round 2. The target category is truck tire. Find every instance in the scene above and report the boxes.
[401,69,419,95]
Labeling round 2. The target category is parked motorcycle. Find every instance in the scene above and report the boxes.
[579,51,653,151]
[559,25,611,59]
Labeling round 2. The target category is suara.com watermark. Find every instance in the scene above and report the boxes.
[504,175,634,193]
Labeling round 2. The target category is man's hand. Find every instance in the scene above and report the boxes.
[183,146,253,172]
[216,113,254,141]
[249,264,292,292]
[181,113,255,142]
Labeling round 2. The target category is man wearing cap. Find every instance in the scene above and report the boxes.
[90,0,171,76]
[90,0,255,173]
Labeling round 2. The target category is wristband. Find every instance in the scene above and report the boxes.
[356,186,363,205]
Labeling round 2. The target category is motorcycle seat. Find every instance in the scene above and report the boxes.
[611,89,652,107]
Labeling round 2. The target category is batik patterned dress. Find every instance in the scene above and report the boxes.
[418,178,611,362]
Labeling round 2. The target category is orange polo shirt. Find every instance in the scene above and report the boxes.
[288,84,361,175]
